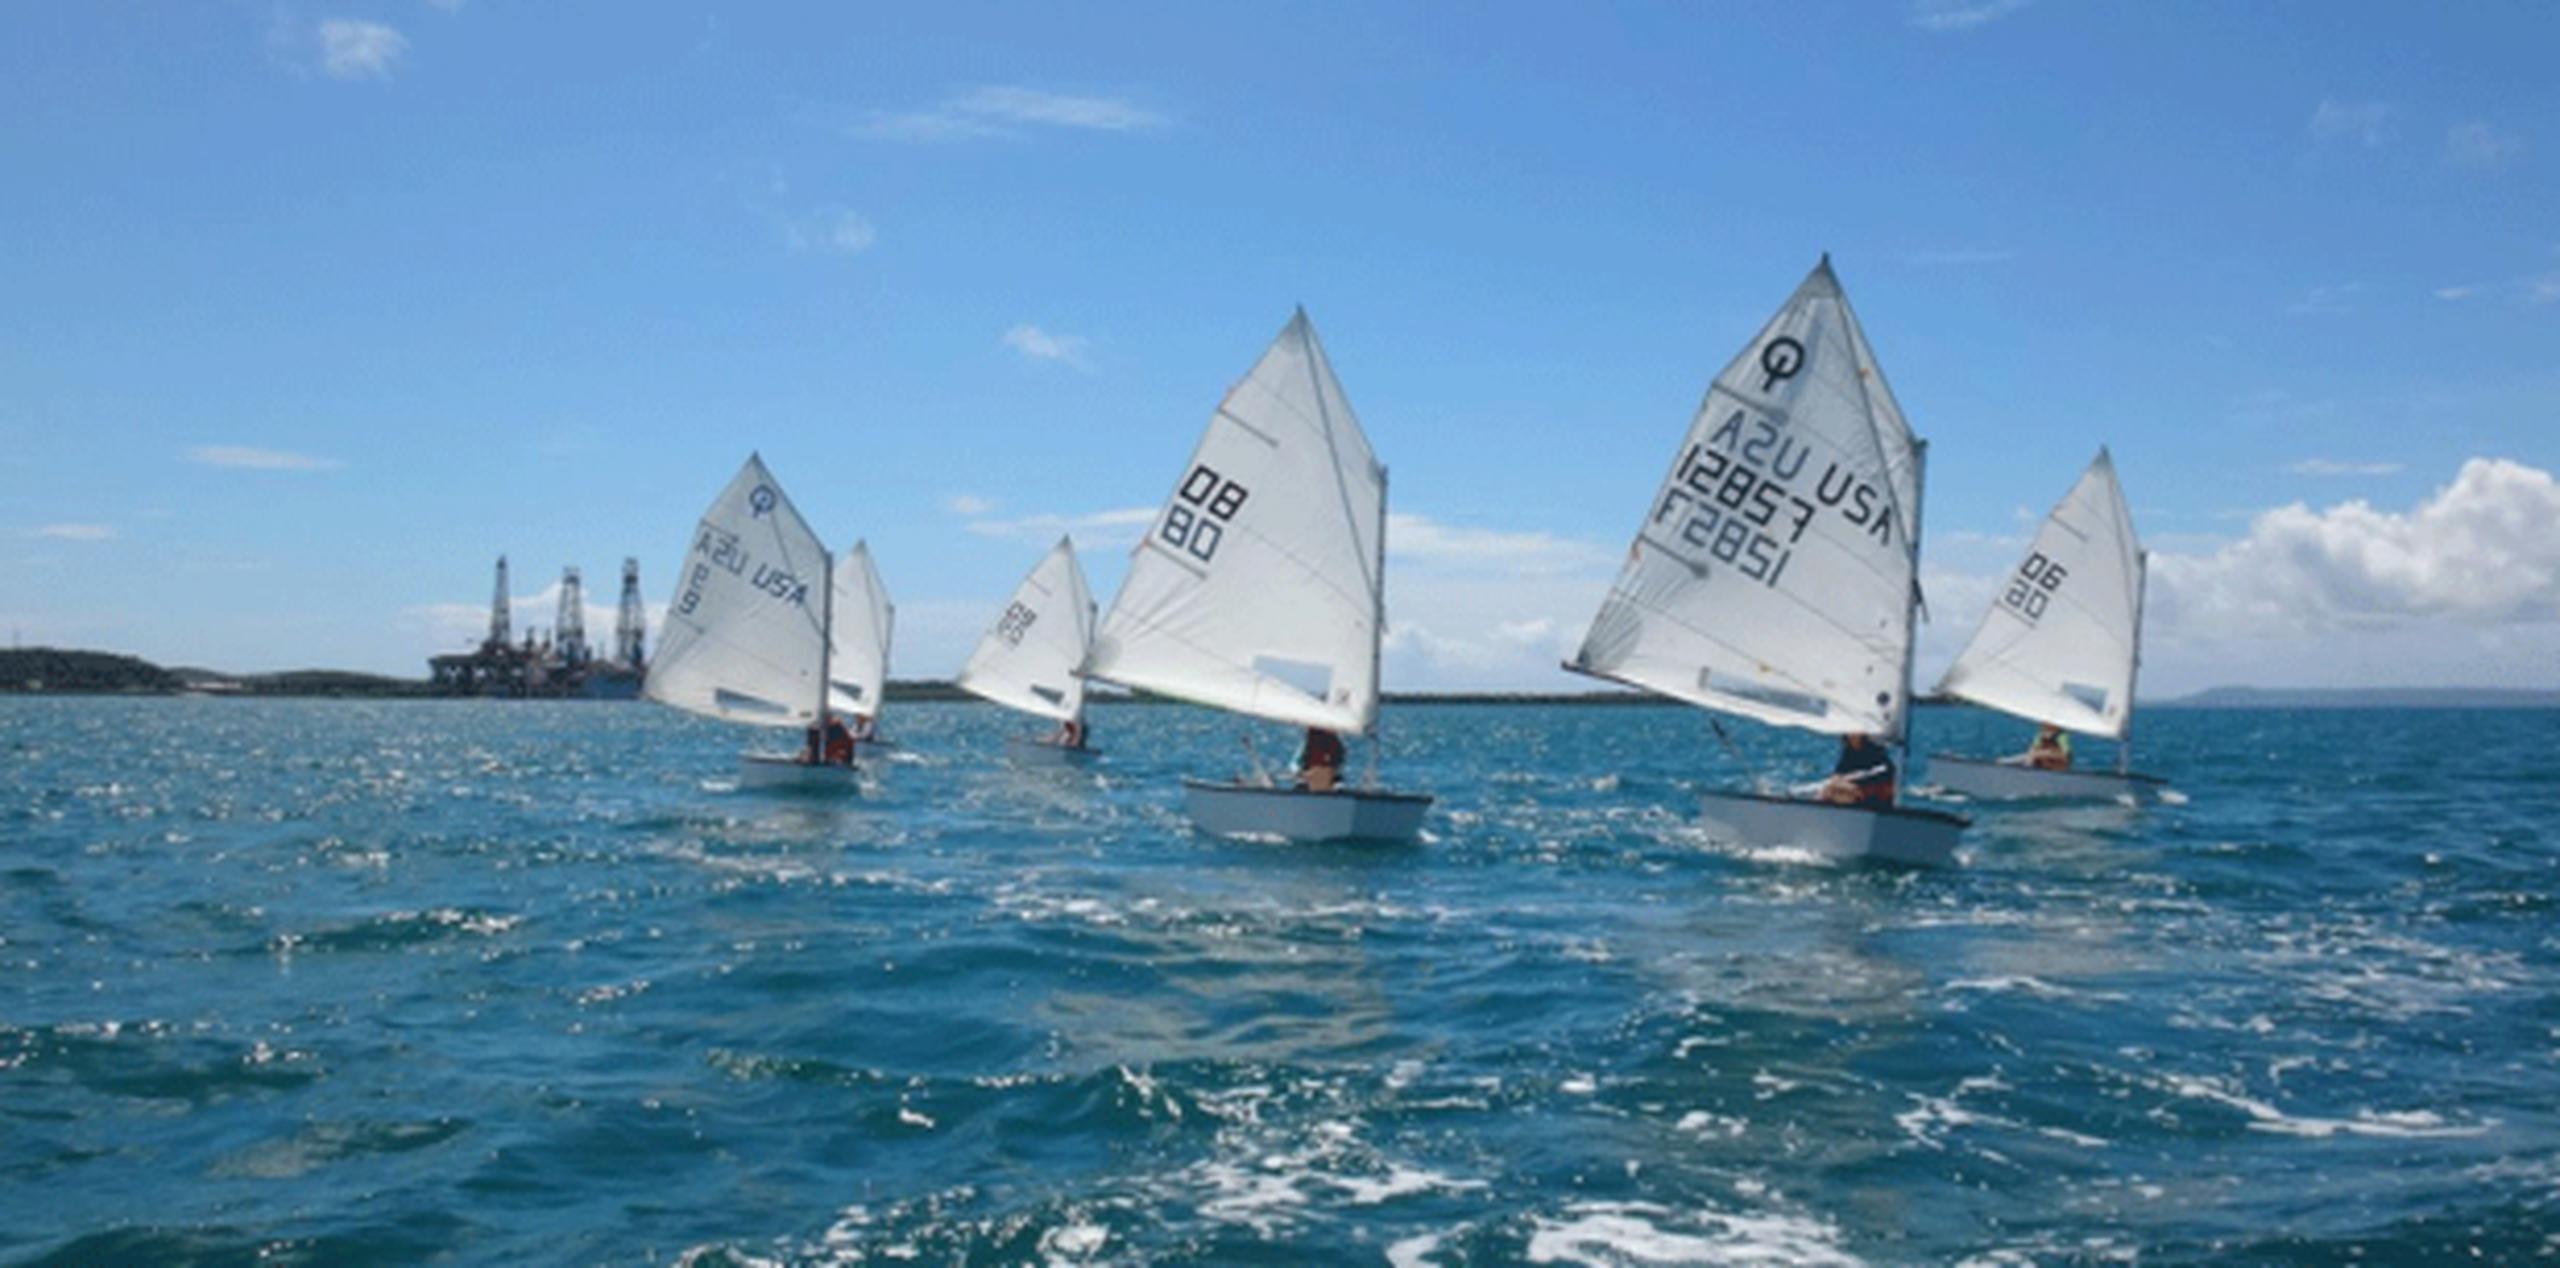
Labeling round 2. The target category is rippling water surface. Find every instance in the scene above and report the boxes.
[3,698,2556,1264]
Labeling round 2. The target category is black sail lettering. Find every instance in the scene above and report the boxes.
[1769,435,1808,481]
[1815,462,1853,507]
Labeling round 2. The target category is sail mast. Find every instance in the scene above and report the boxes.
[1894,440,1929,801]
[2121,549,2149,776]
[816,545,836,731]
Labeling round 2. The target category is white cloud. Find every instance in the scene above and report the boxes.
[1907,459,2560,694]
[2309,98,2394,148]
[784,208,876,255]
[1002,324,1091,369]
[2150,458,2560,639]
[851,85,1170,142]
[965,506,1157,546]
[954,86,1168,131]
[944,494,997,516]
[1907,0,2036,31]
[2445,121,2525,169]
[28,523,116,542]
[2285,283,2361,316]
[2435,264,2560,306]
[2287,458,2403,477]
[1387,513,1615,577]
[185,445,344,471]
[315,19,407,81]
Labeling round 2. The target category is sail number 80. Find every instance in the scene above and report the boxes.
[2002,552,2067,621]
[1161,465,1250,562]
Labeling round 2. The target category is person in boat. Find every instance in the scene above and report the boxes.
[800,723,824,764]
[2022,724,2072,770]
[820,715,857,767]
[1296,727,1346,792]
[1818,733,1896,807]
[1046,716,1086,750]
[847,712,877,743]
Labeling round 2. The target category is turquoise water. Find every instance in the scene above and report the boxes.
[3,698,2556,1264]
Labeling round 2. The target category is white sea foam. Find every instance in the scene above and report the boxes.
[1387,1230,1450,1268]
[2156,1073,2497,1139]
[1677,1110,1748,1139]
[1526,1200,1862,1266]
[1037,1220,1107,1262]
[1944,975,2126,1003]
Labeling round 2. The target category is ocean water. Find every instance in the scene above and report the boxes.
[3,698,2556,1265]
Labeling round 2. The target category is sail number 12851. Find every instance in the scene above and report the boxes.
[1652,444,1813,587]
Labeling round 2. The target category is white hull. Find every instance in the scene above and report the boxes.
[737,752,860,794]
[1928,754,2167,803]
[1003,735,1098,766]
[1181,779,1431,844]
[1695,788,1966,866]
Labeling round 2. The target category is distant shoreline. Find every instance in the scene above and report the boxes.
[4,648,2555,709]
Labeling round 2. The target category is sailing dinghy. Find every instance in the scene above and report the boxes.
[827,541,896,755]
[1083,309,1432,843]
[1928,449,2169,802]
[1565,257,1967,865]
[956,536,1101,766]
[645,454,860,793]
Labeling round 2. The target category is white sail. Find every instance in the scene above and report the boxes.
[1086,310,1386,734]
[1936,449,2144,738]
[1570,256,1927,739]
[955,536,1097,723]
[644,454,835,728]
[827,540,894,718]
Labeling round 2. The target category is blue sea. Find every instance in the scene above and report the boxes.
[4,698,2556,1265]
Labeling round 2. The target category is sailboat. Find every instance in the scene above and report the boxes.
[1927,449,2168,801]
[1565,256,1968,865]
[1082,309,1432,843]
[644,453,859,792]
[827,541,895,754]
[955,536,1101,765]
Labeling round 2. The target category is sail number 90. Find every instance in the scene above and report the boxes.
[995,601,1038,646]
[1161,465,1250,563]
[2002,552,2067,622]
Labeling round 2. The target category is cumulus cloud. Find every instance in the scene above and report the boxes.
[28,523,117,542]
[1002,324,1091,369]
[1907,0,2036,31]
[944,494,996,516]
[2149,458,2560,640]
[784,208,877,255]
[2287,458,2403,477]
[2309,98,2394,148]
[314,19,407,81]
[851,86,1170,142]
[2445,121,2525,169]
[186,445,344,471]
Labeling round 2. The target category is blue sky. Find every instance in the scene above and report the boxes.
[4,1,2555,693]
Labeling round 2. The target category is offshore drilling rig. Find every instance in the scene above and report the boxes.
[428,555,647,698]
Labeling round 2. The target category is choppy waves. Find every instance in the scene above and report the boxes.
[2,698,2556,1262]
